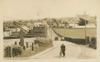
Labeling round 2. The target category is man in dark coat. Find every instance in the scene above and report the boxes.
[60,44,66,57]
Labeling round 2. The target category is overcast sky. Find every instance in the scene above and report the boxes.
[0,0,100,21]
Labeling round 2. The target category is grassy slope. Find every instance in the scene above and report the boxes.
[53,28,96,39]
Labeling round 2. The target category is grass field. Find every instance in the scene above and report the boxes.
[53,28,96,39]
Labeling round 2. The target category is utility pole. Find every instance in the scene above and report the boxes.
[19,29,24,47]
[84,19,87,45]
[13,22,25,47]
[84,12,87,45]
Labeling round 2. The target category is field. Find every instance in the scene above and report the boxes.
[53,28,96,39]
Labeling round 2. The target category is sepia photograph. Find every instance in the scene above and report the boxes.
[3,13,97,59]
[0,0,100,62]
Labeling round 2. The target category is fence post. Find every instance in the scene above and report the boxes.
[23,46,26,50]
[26,42,29,48]
[32,43,34,51]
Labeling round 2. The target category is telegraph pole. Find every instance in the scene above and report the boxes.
[84,12,87,45]
[19,29,24,47]
[85,19,87,45]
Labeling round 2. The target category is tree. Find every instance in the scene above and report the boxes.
[63,21,69,28]
[52,18,59,27]
[78,18,88,26]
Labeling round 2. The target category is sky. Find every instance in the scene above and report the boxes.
[0,0,100,21]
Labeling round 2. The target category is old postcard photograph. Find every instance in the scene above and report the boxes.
[0,0,100,62]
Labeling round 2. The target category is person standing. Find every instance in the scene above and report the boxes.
[60,44,66,57]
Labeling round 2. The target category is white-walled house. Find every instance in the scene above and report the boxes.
[4,30,11,37]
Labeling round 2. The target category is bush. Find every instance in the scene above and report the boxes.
[4,46,23,57]
[4,46,11,57]
[64,37,86,45]
[89,37,96,49]
[34,38,53,47]
[78,18,88,26]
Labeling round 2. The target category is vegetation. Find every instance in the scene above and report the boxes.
[4,38,53,57]
[78,18,88,26]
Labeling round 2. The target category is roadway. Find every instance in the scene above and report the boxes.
[29,41,96,59]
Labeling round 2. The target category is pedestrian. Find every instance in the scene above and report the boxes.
[60,44,66,57]
[32,42,34,51]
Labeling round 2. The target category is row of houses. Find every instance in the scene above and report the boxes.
[4,14,96,37]
[4,20,47,38]
[50,15,96,28]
